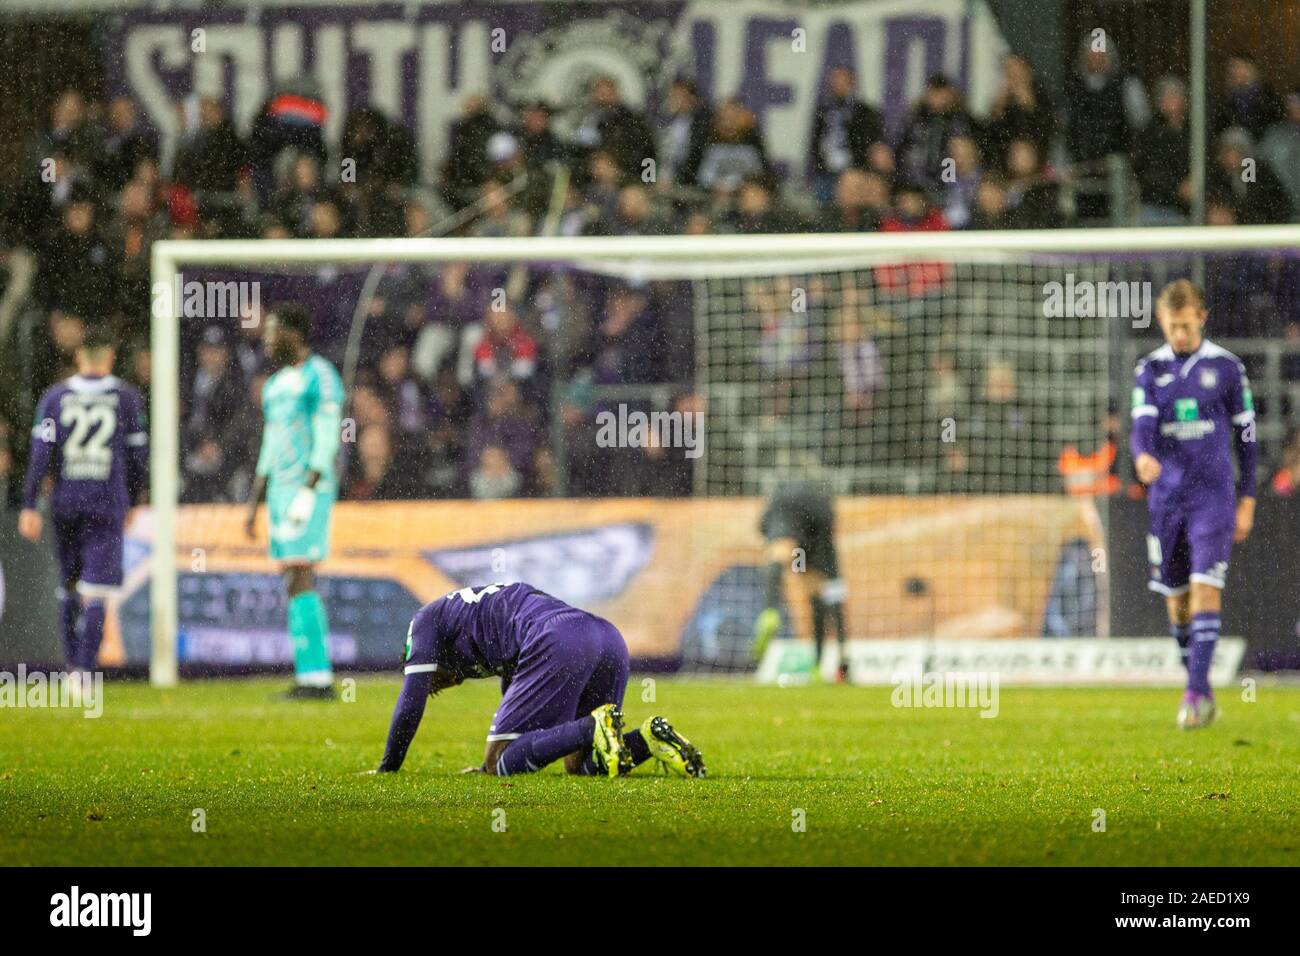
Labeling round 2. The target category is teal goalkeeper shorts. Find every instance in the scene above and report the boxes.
[267,482,336,564]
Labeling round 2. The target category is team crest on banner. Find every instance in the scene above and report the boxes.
[497,11,685,126]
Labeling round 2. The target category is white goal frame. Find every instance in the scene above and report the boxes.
[148,225,1300,685]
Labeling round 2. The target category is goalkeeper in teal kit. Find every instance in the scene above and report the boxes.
[244,304,344,699]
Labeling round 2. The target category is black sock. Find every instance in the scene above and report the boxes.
[811,595,826,664]
[624,728,653,766]
[827,601,846,660]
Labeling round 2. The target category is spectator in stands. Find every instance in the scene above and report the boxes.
[969,359,1040,492]
[728,177,804,234]
[1213,55,1285,142]
[584,150,626,224]
[171,96,247,194]
[307,198,346,239]
[807,66,884,203]
[1207,127,1293,225]
[24,90,99,171]
[343,424,417,501]
[1269,427,1300,497]
[340,105,418,188]
[572,75,657,181]
[877,181,950,296]
[465,377,540,486]
[880,181,948,235]
[968,176,1012,230]
[412,260,485,381]
[467,302,539,400]
[1063,32,1148,165]
[982,55,1055,163]
[751,276,812,417]
[658,78,711,188]
[926,353,968,423]
[39,186,119,321]
[469,445,524,500]
[0,418,12,511]
[181,326,246,502]
[820,168,889,232]
[107,177,167,325]
[838,313,885,423]
[442,94,500,208]
[272,151,328,237]
[597,183,671,237]
[895,74,975,194]
[1004,138,1062,229]
[247,80,329,202]
[940,135,983,229]
[1133,76,1192,226]
[375,344,434,440]
[186,326,245,442]
[1260,89,1300,220]
[696,98,771,195]
[95,96,158,193]
[516,100,568,170]
[593,283,663,385]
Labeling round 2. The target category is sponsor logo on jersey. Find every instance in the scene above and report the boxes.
[1155,373,1175,387]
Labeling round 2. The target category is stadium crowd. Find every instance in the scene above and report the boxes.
[2,40,1299,504]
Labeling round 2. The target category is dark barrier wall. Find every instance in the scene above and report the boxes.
[1108,496,1300,670]
[0,513,62,666]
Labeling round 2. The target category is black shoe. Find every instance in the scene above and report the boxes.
[276,684,337,701]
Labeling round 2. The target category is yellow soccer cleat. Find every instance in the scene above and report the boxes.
[752,607,781,662]
[590,704,632,777]
[642,716,706,778]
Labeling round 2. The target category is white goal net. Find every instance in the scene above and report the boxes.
[143,227,1300,682]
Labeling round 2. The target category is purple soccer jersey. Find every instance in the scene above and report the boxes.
[23,374,148,590]
[1130,340,1257,593]
[24,374,148,523]
[380,583,629,771]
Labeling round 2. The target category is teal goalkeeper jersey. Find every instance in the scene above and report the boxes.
[255,354,344,492]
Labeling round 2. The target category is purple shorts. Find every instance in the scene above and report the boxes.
[52,513,124,597]
[1146,504,1234,595]
[487,610,629,742]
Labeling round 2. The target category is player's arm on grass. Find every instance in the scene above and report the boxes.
[1129,360,1160,484]
[18,390,56,541]
[376,669,435,772]
[1227,359,1258,541]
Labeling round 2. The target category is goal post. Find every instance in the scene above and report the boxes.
[148,225,1300,685]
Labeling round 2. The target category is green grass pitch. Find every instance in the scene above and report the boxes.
[2,677,1298,866]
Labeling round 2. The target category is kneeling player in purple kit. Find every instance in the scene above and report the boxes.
[1131,280,1257,729]
[18,327,148,674]
[371,583,706,777]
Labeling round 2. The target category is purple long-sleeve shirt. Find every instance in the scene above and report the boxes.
[378,583,573,771]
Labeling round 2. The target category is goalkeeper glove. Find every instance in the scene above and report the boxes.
[753,607,781,662]
[287,485,317,527]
